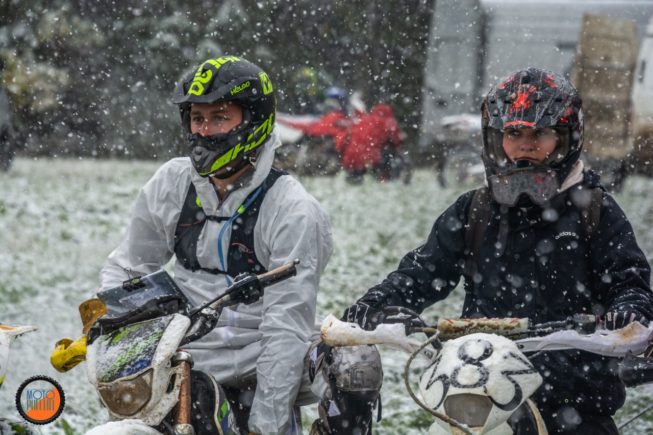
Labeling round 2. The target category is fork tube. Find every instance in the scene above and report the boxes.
[172,351,194,434]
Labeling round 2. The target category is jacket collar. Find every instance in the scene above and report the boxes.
[559,160,584,192]
[190,131,280,216]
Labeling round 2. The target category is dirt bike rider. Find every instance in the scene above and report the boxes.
[97,56,380,435]
[342,67,653,434]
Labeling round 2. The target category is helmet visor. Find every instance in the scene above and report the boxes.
[488,168,559,206]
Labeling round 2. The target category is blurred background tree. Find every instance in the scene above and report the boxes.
[0,0,433,159]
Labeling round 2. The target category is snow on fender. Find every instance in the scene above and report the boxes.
[85,419,163,435]
[320,314,427,355]
[515,321,653,357]
[421,333,542,435]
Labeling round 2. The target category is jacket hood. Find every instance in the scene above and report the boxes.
[189,131,281,216]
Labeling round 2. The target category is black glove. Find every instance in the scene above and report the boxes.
[341,302,385,331]
[603,310,649,330]
[341,303,427,332]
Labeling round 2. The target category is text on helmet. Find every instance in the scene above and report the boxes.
[188,56,241,97]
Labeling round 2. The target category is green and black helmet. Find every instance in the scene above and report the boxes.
[172,56,276,177]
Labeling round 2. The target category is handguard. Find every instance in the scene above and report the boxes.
[515,321,653,356]
[0,324,37,387]
[51,335,87,373]
[50,299,106,372]
[320,314,432,356]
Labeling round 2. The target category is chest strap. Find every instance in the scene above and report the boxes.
[174,168,286,278]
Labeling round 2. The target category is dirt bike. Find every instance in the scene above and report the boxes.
[321,310,653,435]
[275,111,411,183]
[55,260,299,435]
[434,113,484,188]
[0,323,39,434]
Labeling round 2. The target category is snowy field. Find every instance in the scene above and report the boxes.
[1,157,653,434]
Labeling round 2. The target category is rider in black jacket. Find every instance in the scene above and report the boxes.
[343,68,653,434]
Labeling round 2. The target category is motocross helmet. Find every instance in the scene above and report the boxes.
[172,56,276,177]
[323,86,348,113]
[481,67,583,206]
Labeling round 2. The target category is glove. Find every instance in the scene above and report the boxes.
[341,302,385,331]
[603,310,649,330]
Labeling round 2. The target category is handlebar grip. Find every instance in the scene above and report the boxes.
[437,317,530,340]
[257,259,299,287]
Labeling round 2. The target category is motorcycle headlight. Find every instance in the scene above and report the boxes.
[98,369,153,416]
[444,394,492,428]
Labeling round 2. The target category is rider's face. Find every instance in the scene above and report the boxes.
[502,127,559,163]
[190,101,243,137]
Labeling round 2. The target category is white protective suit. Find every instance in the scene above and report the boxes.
[99,132,333,434]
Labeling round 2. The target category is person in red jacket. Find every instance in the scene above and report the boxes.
[341,103,406,183]
[278,93,408,183]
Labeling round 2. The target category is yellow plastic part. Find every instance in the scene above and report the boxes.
[50,335,87,373]
[79,298,106,334]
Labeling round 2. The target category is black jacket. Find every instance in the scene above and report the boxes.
[359,171,653,415]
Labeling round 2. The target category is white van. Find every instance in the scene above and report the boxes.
[632,15,653,175]
[420,0,653,168]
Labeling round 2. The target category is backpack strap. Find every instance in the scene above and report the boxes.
[173,167,287,276]
[463,186,603,277]
[580,187,603,239]
[463,187,492,277]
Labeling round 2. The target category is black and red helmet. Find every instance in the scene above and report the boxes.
[481,67,584,183]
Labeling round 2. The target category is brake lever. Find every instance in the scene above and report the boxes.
[381,306,434,338]
[529,314,597,336]
[225,273,263,305]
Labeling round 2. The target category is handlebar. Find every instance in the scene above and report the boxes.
[431,314,596,341]
[257,259,300,287]
[361,306,597,341]
[321,313,651,358]
[181,260,299,345]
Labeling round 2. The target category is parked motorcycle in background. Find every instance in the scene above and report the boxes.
[434,113,485,188]
[276,92,411,184]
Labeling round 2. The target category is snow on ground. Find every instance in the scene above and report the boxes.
[0,157,652,434]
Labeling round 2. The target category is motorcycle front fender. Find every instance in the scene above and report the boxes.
[84,419,163,435]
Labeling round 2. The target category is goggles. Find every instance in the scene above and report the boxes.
[488,167,560,206]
